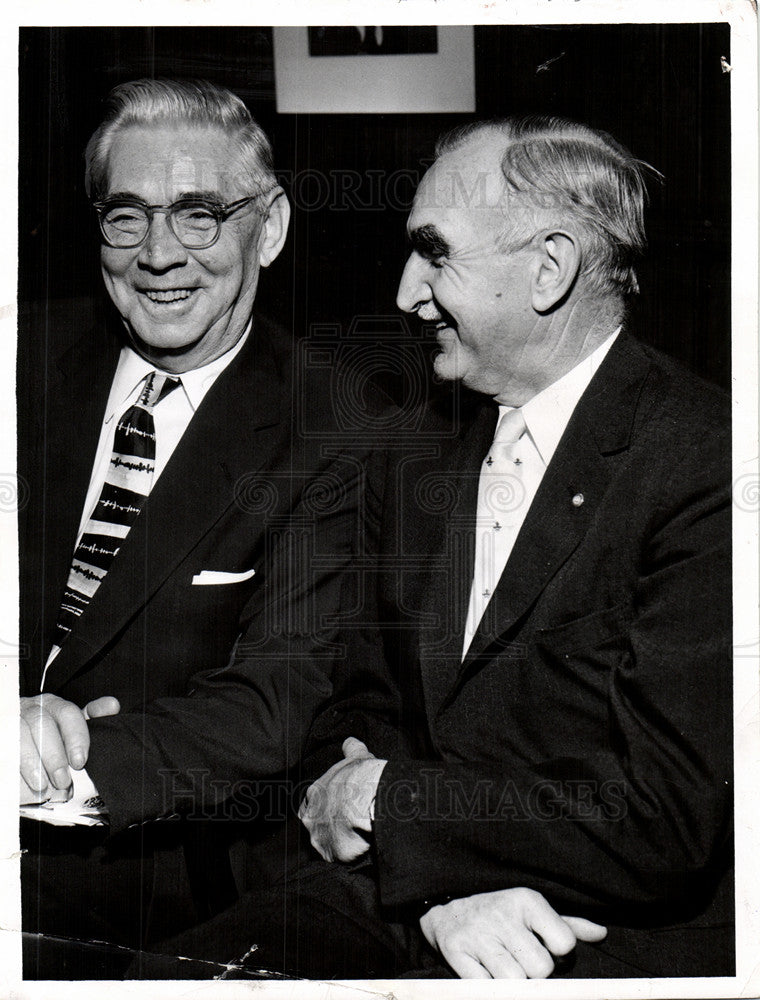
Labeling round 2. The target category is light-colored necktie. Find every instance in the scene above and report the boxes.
[52,371,179,649]
[462,407,528,659]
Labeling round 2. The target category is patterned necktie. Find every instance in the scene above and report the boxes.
[53,371,179,649]
[461,407,528,660]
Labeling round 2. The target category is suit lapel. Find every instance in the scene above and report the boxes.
[46,321,286,690]
[417,398,497,719]
[38,326,122,660]
[463,417,612,663]
[437,333,654,708]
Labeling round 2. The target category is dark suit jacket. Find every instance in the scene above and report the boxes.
[19,311,373,836]
[306,331,733,977]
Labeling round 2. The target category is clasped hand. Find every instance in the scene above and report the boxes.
[20,693,120,804]
[299,737,387,862]
[299,741,608,979]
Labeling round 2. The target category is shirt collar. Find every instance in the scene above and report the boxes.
[515,328,620,467]
[178,322,251,411]
[104,321,252,422]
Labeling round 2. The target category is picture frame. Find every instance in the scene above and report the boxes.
[272,25,475,113]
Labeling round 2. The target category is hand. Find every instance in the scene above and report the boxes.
[20,694,120,804]
[299,737,387,862]
[420,886,607,979]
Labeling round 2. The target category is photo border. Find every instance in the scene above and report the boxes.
[2,3,757,999]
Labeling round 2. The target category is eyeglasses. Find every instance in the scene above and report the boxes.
[93,193,270,250]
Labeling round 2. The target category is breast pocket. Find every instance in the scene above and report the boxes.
[534,603,633,656]
[171,567,260,662]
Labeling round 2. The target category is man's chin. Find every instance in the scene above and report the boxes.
[432,347,465,384]
[126,328,207,372]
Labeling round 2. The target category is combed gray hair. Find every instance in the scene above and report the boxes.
[436,116,661,298]
[85,78,277,200]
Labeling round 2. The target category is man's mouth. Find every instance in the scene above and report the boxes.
[142,288,196,303]
[417,304,455,335]
[432,318,457,341]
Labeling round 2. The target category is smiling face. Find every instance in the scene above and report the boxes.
[397,133,547,402]
[100,124,271,373]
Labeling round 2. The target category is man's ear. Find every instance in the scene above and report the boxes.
[530,231,581,312]
[258,190,291,268]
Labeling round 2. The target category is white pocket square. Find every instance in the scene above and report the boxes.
[192,569,256,586]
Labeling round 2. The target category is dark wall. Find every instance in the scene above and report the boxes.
[19,24,731,390]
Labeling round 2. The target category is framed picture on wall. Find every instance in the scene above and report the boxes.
[272,25,475,113]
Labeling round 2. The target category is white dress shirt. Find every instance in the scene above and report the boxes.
[77,325,250,539]
[462,329,620,658]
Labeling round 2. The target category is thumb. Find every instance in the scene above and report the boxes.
[83,696,121,720]
[342,737,373,760]
[562,916,607,942]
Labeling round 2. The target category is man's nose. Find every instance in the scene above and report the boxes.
[137,212,188,270]
[396,253,431,314]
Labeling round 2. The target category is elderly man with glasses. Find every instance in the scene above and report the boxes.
[17,77,376,977]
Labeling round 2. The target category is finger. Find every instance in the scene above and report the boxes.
[476,947,530,980]
[332,829,371,863]
[25,710,72,790]
[308,824,369,863]
[503,933,555,979]
[19,717,48,793]
[526,894,577,957]
[305,823,370,863]
[20,772,47,806]
[298,801,314,829]
[562,916,608,943]
[308,832,333,863]
[445,944,530,980]
[83,696,121,720]
[440,950,493,980]
[46,782,74,804]
[418,911,436,949]
[46,698,92,771]
[297,784,322,827]
[342,737,373,759]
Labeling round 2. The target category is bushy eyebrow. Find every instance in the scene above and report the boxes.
[408,224,451,260]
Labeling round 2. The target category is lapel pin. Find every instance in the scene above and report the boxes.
[572,493,584,507]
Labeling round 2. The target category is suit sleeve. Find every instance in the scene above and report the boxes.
[371,409,733,917]
[299,444,416,782]
[85,446,365,833]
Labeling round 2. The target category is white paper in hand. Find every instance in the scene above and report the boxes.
[20,766,107,827]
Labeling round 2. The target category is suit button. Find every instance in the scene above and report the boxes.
[572,493,584,507]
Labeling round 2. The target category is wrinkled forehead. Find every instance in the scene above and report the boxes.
[105,124,246,198]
